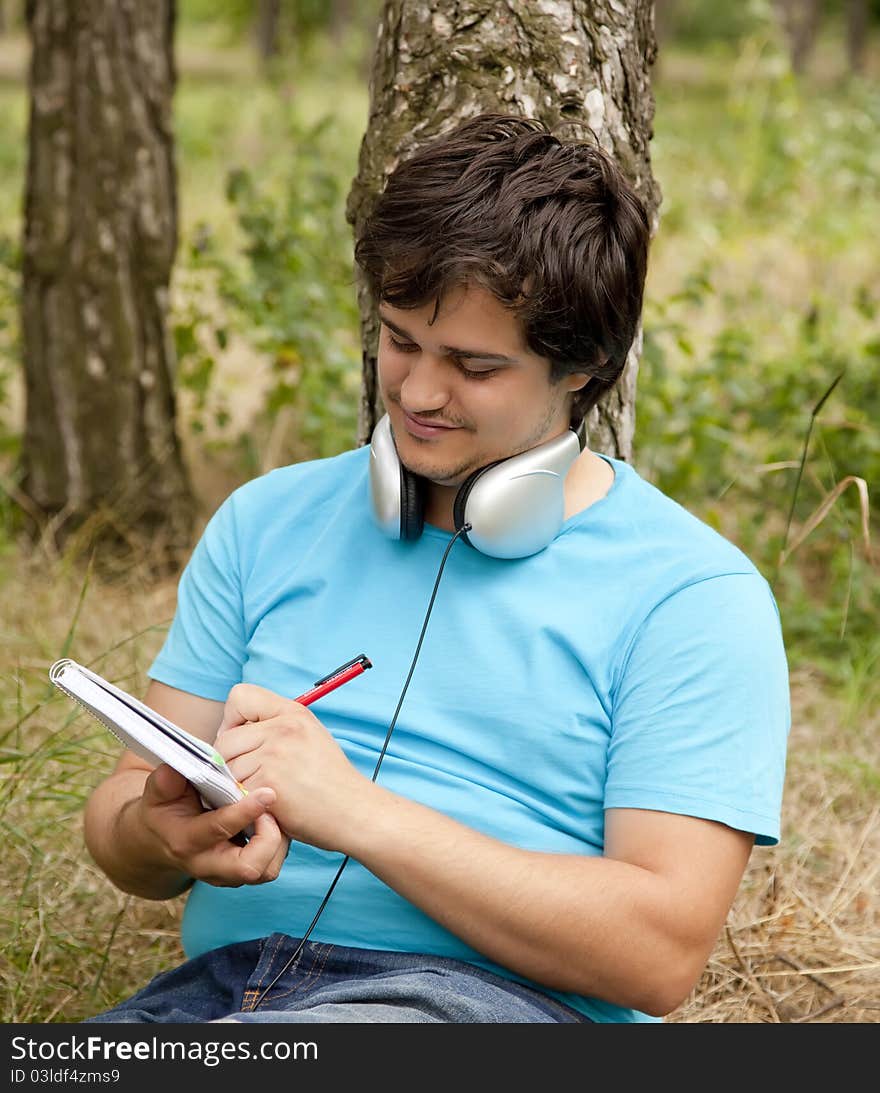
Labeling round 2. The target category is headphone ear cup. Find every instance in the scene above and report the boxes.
[399,464,426,541]
[452,430,581,558]
[453,461,502,545]
[370,413,426,542]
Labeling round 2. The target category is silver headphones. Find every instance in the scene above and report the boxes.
[369,413,586,559]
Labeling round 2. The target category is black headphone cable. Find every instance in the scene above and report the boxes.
[248,522,472,1009]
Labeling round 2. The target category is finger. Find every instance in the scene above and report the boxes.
[237,812,288,883]
[219,683,289,736]
[264,826,292,880]
[191,814,286,887]
[225,754,263,785]
[143,763,192,804]
[215,721,270,762]
[185,788,277,853]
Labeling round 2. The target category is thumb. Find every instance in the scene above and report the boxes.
[144,763,190,803]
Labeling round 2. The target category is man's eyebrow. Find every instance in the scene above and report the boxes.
[378,311,518,363]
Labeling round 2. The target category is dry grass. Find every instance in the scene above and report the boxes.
[1,535,878,1023]
[0,546,186,1022]
[668,667,880,1022]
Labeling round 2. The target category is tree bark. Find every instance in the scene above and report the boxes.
[775,0,821,75]
[330,0,356,43]
[20,0,193,561]
[346,0,660,462]
[255,0,281,64]
[846,0,868,75]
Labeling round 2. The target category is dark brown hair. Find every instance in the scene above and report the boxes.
[354,113,651,423]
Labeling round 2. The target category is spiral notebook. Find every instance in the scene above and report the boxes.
[49,658,245,810]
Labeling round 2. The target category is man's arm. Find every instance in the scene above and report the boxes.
[350,796,752,1017]
[215,683,754,1017]
[83,681,288,900]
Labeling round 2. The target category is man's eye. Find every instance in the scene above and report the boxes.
[387,333,418,353]
[459,363,498,380]
[386,330,496,378]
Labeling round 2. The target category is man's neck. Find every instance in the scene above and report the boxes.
[563,448,615,520]
[423,483,460,533]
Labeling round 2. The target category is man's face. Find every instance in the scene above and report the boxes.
[377,283,587,491]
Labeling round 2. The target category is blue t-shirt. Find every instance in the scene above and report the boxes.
[149,445,791,1023]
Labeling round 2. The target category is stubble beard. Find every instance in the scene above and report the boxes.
[397,441,480,489]
[398,396,568,488]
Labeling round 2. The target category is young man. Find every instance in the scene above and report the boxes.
[83,114,790,1024]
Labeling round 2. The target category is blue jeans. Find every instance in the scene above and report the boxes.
[86,934,590,1023]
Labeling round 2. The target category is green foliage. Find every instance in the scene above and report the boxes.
[180,0,254,34]
[178,0,384,64]
[640,44,880,685]
[180,0,338,38]
[178,113,362,465]
[658,0,880,51]
[639,283,879,669]
[658,0,773,48]
[173,297,228,438]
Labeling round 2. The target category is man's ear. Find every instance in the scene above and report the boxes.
[565,372,592,393]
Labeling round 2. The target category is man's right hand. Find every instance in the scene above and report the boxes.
[133,764,290,888]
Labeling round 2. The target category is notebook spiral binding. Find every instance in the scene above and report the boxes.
[49,659,131,751]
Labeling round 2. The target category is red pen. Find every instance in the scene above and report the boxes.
[294,654,372,706]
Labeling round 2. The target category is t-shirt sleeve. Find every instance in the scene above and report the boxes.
[148,494,247,702]
[605,572,791,846]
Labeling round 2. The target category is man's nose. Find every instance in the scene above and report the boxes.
[399,355,451,414]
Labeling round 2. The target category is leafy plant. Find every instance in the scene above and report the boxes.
[178,113,363,469]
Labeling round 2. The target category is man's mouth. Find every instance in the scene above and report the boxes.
[401,410,461,439]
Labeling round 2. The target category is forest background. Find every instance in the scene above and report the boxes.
[0,0,878,1022]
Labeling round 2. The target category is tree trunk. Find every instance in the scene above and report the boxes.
[346,0,660,462]
[330,0,356,45]
[20,0,193,562]
[775,0,822,75]
[846,0,868,75]
[255,0,281,63]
